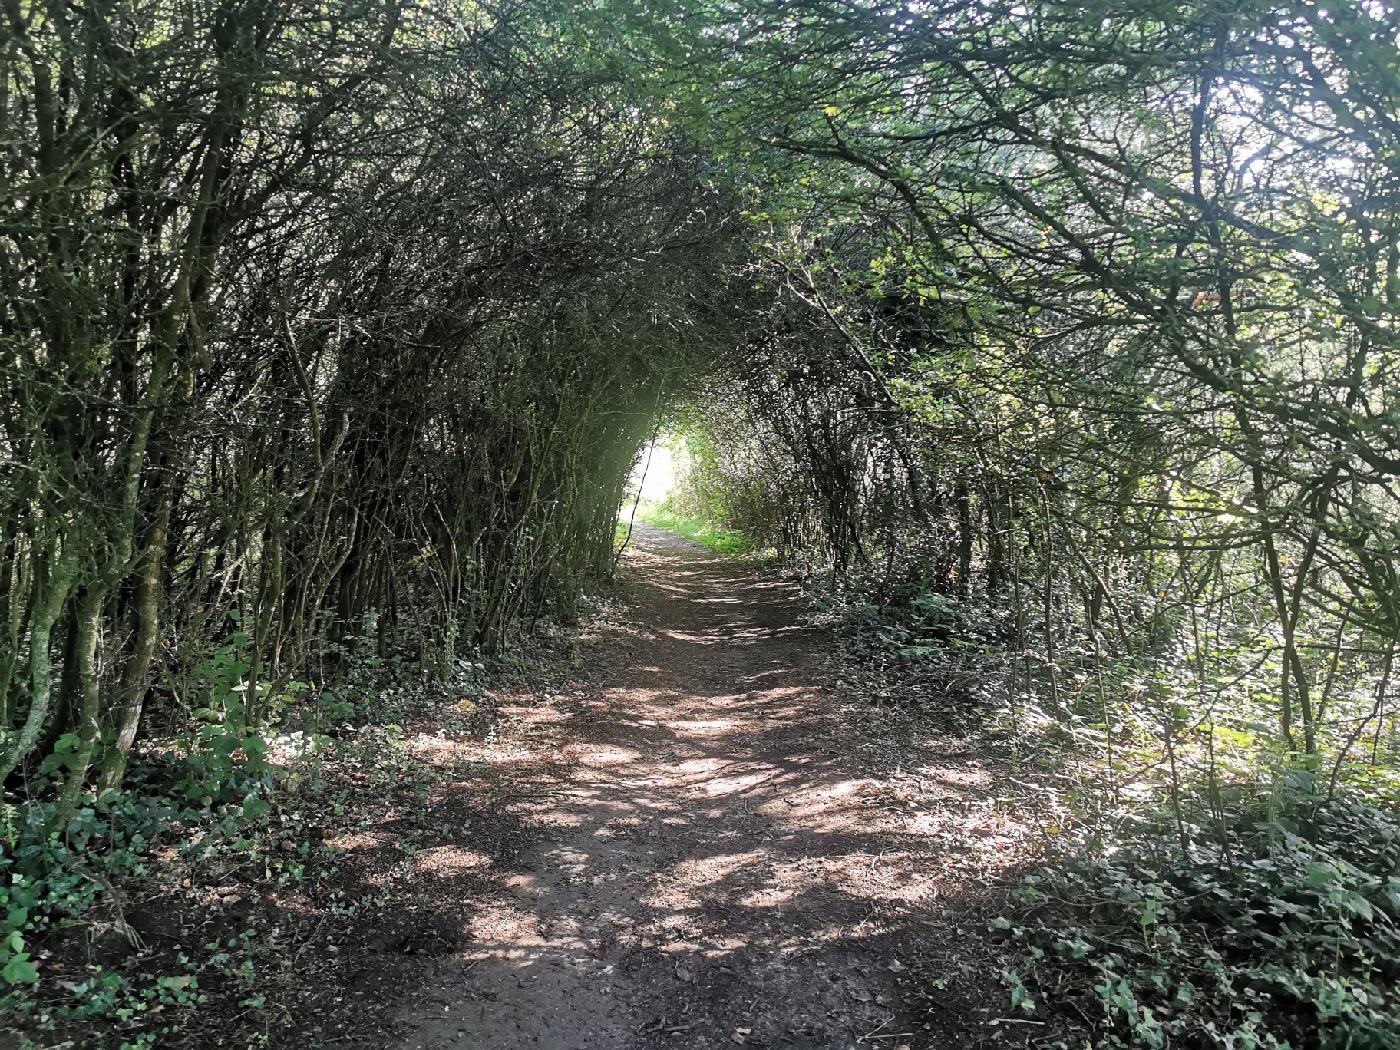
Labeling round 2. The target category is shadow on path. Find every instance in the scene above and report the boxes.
[348,524,1021,1050]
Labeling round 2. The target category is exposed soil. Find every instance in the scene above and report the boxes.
[289,524,1043,1050]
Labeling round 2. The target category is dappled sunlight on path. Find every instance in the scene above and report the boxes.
[381,524,1023,1050]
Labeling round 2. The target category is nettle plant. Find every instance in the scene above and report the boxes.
[180,631,278,813]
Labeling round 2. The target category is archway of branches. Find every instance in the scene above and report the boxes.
[3,2,1400,1040]
[4,0,1397,836]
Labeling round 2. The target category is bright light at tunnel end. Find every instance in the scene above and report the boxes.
[631,441,677,504]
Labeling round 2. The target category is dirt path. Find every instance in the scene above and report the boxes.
[372,525,1023,1050]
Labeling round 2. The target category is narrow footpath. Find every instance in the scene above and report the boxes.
[343,525,1033,1049]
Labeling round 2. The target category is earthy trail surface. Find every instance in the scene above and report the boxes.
[333,525,1032,1049]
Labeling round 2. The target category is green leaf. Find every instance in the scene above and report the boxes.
[242,793,271,820]
[1307,861,1337,888]
[37,733,83,775]
[3,954,38,984]
[241,735,268,760]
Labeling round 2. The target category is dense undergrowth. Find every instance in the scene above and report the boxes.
[749,539,1400,1049]
[0,637,540,1047]
[999,793,1400,1049]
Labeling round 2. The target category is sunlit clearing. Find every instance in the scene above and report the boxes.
[631,440,675,503]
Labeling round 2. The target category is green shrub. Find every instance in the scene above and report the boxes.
[997,790,1400,1048]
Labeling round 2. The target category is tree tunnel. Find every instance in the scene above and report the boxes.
[2,8,1400,1043]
